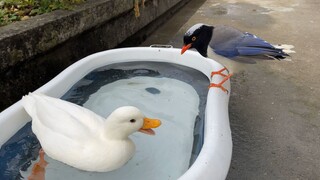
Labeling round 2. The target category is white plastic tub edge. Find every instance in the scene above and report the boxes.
[0,47,232,180]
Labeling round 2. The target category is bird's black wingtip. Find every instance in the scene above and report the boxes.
[273,48,291,60]
[273,53,290,60]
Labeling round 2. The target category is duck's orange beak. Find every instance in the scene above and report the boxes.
[181,43,192,55]
[139,117,161,135]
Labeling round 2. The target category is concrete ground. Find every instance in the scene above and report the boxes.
[142,0,320,179]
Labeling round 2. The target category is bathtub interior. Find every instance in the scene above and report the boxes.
[0,47,232,180]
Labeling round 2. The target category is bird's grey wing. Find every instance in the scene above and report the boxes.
[209,26,288,58]
[209,25,245,57]
[237,32,289,58]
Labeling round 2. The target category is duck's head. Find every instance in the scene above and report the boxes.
[105,106,161,139]
[181,23,214,57]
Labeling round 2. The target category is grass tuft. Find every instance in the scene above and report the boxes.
[0,0,85,26]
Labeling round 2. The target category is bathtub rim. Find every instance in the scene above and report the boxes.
[0,47,232,180]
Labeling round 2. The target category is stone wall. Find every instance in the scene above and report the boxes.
[0,0,191,111]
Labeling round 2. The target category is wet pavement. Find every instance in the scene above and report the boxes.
[142,0,320,179]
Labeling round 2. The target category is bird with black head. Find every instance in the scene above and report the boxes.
[181,23,289,92]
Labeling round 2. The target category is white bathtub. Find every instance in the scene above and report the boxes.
[0,47,232,180]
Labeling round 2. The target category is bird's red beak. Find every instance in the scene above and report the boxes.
[181,43,192,55]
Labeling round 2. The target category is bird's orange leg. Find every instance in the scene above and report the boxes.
[209,74,233,93]
[28,148,48,180]
[211,67,229,78]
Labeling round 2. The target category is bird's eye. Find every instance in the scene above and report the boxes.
[192,36,197,41]
[130,119,136,123]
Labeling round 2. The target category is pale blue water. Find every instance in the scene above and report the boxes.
[0,62,209,180]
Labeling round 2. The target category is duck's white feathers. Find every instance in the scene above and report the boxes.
[22,93,104,141]
[21,92,136,172]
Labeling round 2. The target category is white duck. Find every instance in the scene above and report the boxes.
[22,92,161,172]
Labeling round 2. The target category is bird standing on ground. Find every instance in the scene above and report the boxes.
[181,23,289,92]
[181,23,289,59]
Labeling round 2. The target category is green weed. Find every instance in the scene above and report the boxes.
[0,0,85,26]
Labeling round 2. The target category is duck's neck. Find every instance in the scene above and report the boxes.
[102,123,131,141]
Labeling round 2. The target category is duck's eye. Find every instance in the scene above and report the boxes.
[192,36,197,41]
[130,119,136,123]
